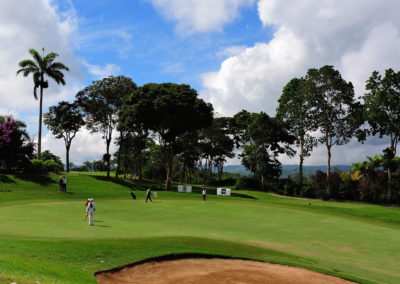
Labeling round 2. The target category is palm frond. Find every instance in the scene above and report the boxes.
[44,52,59,63]
[29,49,42,67]
[49,62,69,71]
[47,70,66,85]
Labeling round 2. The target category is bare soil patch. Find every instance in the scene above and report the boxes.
[96,257,356,284]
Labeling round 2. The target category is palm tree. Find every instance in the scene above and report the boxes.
[17,48,69,159]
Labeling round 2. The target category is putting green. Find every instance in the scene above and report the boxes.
[0,175,399,283]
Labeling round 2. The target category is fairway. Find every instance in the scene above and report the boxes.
[1,174,400,283]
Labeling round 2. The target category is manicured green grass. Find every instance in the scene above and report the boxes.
[0,173,399,283]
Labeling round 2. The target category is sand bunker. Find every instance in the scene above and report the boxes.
[96,257,356,284]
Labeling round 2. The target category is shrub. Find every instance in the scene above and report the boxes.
[27,159,43,174]
[43,160,63,172]
[208,178,237,186]
[235,176,261,190]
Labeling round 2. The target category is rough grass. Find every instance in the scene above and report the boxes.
[0,173,399,283]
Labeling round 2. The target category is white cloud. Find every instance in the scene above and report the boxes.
[216,45,248,58]
[202,27,307,116]
[202,0,400,165]
[42,128,119,165]
[84,62,121,79]
[148,0,255,35]
[0,0,84,136]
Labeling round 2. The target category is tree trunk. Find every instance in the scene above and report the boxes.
[66,142,71,172]
[115,132,123,179]
[165,143,174,190]
[123,135,129,179]
[218,162,224,181]
[261,175,265,191]
[38,84,43,160]
[138,152,143,180]
[387,137,395,201]
[298,137,304,196]
[106,137,111,178]
[326,144,331,198]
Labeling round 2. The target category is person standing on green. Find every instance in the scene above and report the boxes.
[146,187,152,203]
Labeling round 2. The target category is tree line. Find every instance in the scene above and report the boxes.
[1,48,399,202]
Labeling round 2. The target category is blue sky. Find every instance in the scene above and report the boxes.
[63,0,268,89]
[1,0,400,166]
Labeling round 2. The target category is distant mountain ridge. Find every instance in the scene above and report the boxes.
[224,164,352,177]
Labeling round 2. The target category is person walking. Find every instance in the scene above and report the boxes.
[87,198,96,226]
[58,177,63,191]
[62,177,67,192]
[146,187,152,203]
[202,188,207,203]
[84,198,90,221]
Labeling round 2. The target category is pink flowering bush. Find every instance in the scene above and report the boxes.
[0,116,34,170]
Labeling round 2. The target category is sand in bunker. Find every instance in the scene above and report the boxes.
[96,258,356,284]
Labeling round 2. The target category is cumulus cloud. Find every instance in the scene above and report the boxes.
[148,0,255,34]
[84,62,121,79]
[0,0,115,163]
[42,128,118,166]
[0,0,84,136]
[202,0,400,164]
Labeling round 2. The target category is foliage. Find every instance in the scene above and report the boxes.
[277,77,317,190]
[16,48,69,159]
[198,117,234,182]
[0,116,34,170]
[44,101,85,172]
[235,176,261,190]
[306,65,363,197]
[42,160,63,172]
[76,75,137,177]
[120,83,213,189]
[240,112,295,189]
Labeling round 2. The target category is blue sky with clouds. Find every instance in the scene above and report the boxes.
[65,0,268,89]
[1,0,400,166]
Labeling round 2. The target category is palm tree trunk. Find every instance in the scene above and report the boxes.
[38,85,43,160]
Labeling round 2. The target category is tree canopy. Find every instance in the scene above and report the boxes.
[306,65,363,196]
[76,75,137,177]
[44,101,85,172]
[120,83,213,189]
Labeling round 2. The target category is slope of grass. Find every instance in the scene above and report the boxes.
[0,173,399,283]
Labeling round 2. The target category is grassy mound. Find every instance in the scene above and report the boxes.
[0,173,399,283]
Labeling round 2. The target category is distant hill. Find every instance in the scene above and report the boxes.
[224,164,352,177]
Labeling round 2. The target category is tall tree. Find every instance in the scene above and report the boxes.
[44,101,85,172]
[363,68,400,200]
[17,48,69,159]
[120,83,213,190]
[306,65,363,197]
[199,117,234,181]
[242,112,295,190]
[76,76,137,177]
[277,77,316,192]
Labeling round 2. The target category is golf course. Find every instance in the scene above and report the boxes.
[0,173,399,283]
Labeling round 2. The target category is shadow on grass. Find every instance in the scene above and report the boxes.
[231,193,257,200]
[0,175,15,184]
[13,173,56,186]
[90,175,163,191]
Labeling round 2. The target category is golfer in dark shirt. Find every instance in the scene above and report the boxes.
[146,187,152,202]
